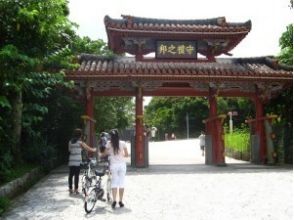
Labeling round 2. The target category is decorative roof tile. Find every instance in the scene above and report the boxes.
[105,15,251,33]
[66,54,292,83]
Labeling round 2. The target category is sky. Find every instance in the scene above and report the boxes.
[68,0,292,58]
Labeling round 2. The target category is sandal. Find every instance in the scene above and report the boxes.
[119,201,124,208]
[111,201,116,209]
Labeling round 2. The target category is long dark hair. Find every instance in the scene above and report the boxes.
[110,129,119,154]
[71,128,82,144]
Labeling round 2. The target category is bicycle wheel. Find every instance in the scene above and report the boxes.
[84,188,97,213]
[81,175,87,196]
[83,176,96,196]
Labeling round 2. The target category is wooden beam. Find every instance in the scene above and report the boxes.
[92,87,255,97]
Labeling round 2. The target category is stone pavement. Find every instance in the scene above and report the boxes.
[2,139,293,220]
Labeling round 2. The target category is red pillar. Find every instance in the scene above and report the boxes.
[209,88,217,117]
[85,87,94,149]
[135,87,144,167]
[208,87,225,165]
[208,87,217,163]
[255,95,266,163]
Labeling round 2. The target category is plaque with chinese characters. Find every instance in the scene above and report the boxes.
[156,41,197,59]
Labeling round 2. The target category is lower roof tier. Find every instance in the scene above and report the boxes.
[66,54,292,99]
[67,54,292,82]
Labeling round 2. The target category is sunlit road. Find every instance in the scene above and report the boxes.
[125,138,246,165]
[3,139,292,220]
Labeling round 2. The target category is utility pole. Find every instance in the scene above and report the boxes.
[228,111,233,133]
[186,112,189,139]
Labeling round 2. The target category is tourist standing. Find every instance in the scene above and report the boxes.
[68,128,96,194]
[198,131,206,156]
[100,129,129,209]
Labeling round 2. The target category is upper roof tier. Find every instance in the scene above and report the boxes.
[104,15,252,59]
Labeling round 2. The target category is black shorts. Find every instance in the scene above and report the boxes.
[200,145,205,150]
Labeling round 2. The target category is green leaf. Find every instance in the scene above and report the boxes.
[0,96,11,108]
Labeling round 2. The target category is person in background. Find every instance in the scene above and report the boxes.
[198,131,206,156]
[171,133,176,140]
[68,128,96,194]
[165,133,169,140]
[100,129,129,209]
[150,127,157,141]
[98,132,109,157]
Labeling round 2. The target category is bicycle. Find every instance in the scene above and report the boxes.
[80,159,97,197]
[84,167,110,213]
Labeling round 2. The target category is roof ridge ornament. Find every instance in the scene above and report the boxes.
[121,14,133,28]
[217,17,227,26]
[104,15,252,60]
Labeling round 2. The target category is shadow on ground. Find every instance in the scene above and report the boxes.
[127,163,293,175]
[52,163,292,176]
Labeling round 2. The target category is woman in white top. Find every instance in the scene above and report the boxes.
[101,129,129,209]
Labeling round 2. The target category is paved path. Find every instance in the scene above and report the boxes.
[2,139,293,220]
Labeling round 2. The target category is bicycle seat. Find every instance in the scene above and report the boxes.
[95,170,105,177]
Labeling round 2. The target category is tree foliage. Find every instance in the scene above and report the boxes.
[271,8,293,163]
[278,24,293,65]
[0,0,78,170]
[94,97,133,133]
[144,97,254,139]
[0,0,131,180]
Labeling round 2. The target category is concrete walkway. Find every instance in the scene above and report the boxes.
[2,139,293,220]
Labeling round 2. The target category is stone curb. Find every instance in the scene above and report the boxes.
[0,167,43,199]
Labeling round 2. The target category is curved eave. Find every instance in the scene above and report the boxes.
[66,72,292,83]
[106,26,250,35]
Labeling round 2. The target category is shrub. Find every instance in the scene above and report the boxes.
[225,128,250,160]
[0,197,10,216]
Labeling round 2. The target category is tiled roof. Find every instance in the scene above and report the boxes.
[104,15,251,33]
[66,54,292,82]
[104,15,252,57]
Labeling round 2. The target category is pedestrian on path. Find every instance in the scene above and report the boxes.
[100,129,129,209]
[198,131,206,156]
[98,131,109,160]
[68,128,96,194]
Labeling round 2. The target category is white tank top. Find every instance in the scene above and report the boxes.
[106,140,126,164]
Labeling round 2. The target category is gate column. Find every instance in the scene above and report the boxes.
[255,94,266,163]
[205,87,225,165]
[135,87,145,167]
[85,87,95,150]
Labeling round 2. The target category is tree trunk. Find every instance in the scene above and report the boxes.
[11,90,23,163]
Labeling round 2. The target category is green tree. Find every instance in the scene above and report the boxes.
[144,96,255,140]
[94,97,134,133]
[145,97,209,139]
[0,0,76,165]
[278,24,293,65]
[267,17,293,164]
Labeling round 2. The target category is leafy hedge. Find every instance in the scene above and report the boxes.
[225,128,250,161]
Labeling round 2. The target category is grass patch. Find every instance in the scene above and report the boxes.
[225,130,250,152]
[225,129,250,160]
[0,197,10,216]
[1,164,38,186]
